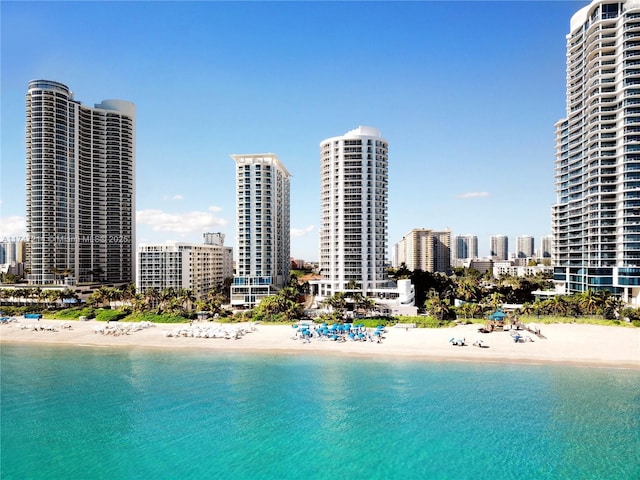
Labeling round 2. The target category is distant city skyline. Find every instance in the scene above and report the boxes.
[0,1,589,261]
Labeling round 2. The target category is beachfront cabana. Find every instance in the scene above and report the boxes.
[489,308,507,322]
[483,308,508,332]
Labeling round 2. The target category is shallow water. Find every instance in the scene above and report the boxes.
[1,344,639,479]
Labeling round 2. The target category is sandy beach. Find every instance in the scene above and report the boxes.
[1,317,639,369]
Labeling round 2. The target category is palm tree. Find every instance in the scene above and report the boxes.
[33,287,45,306]
[456,302,471,319]
[120,283,137,306]
[165,297,183,315]
[579,289,600,315]
[602,295,625,320]
[487,292,506,311]
[323,292,347,315]
[50,268,61,285]
[279,286,299,303]
[345,279,360,291]
[16,288,27,307]
[206,288,226,315]
[108,287,123,308]
[391,263,412,280]
[176,288,196,314]
[144,288,161,313]
[44,289,59,309]
[62,268,73,283]
[360,297,376,317]
[546,295,569,317]
[468,302,485,319]
[132,293,147,313]
[455,277,481,303]
[0,288,10,306]
[424,296,451,321]
[159,287,176,313]
[194,300,209,315]
[350,292,365,314]
[60,288,79,307]
[24,287,38,307]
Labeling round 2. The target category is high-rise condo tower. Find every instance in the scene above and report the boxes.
[318,126,388,297]
[25,80,135,285]
[490,235,509,261]
[230,153,291,307]
[516,235,535,259]
[553,0,640,304]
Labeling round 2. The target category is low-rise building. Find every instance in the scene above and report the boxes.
[493,261,553,278]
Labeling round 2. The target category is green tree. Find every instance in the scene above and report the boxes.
[1,273,19,284]
[144,288,161,312]
[323,292,347,317]
[455,276,481,302]
[159,287,177,313]
[579,289,600,315]
[602,295,625,320]
[424,296,451,321]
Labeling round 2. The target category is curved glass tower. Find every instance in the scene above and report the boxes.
[26,80,135,285]
[553,1,640,304]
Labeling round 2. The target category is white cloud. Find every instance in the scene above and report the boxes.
[291,225,315,238]
[162,194,184,201]
[0,216,26,238]
[136,207,228,234]
[456,192,490,199]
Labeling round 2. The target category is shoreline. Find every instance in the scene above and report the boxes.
[1,317,639,370]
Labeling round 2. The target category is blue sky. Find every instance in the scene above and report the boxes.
[1,0,589,261]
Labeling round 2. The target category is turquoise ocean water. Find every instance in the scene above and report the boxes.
[1,343,639,480]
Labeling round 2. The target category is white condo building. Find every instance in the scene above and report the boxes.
[318,126,388,295]
[230,154,291,307]
[137,237,233,300]
[26,80,135,285]
[516,235,535,259]
[315,126,415,314]
[553,0,640,304]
